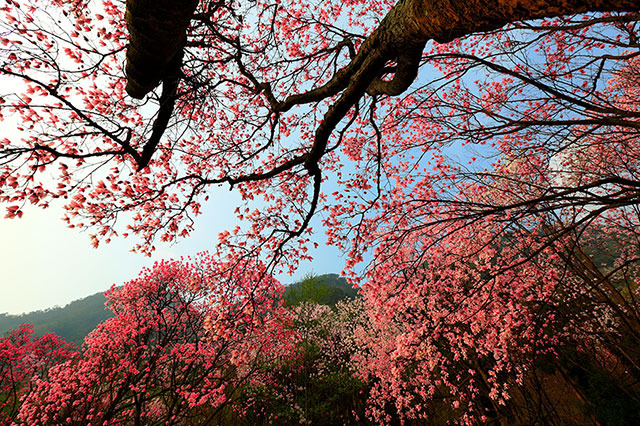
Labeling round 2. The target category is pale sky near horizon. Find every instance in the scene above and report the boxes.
[0,191,341,315]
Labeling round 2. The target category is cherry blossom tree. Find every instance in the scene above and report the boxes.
[17,255,292,425]
[0,0,638,266]
[349,45,640,418]
[3,0,640,423]
[0,324,76,424]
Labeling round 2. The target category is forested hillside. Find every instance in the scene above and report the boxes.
[284,273,359,306]
[0,292,113,345]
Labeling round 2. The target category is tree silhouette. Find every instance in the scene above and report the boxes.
[1,1,638,265]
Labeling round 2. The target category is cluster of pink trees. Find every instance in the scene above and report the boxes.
[0,324,76,424]
[3,258,637,424]
[3,256,293,425]
[3,0,640,423]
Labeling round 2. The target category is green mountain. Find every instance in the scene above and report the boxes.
[284,273,360,306]
[0,291,113,345]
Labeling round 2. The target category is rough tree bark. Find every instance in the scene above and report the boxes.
[124,0,198,100]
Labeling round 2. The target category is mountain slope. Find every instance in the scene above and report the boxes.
[284,273,359,306]
[0,291,113,345]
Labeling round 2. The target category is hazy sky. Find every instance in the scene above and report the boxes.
[0,189,340,314]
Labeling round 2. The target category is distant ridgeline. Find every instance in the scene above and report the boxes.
[283,273,360,307]
[0,273,357,345]
[0,292,114,346]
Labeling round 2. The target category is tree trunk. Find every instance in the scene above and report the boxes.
[123,0,640,169]
[125,0,198,99]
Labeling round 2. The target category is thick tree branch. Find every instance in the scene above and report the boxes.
[124,0,640,178]
[124,0,198,99]
[301,0,640,178]
[136,53,182,171]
